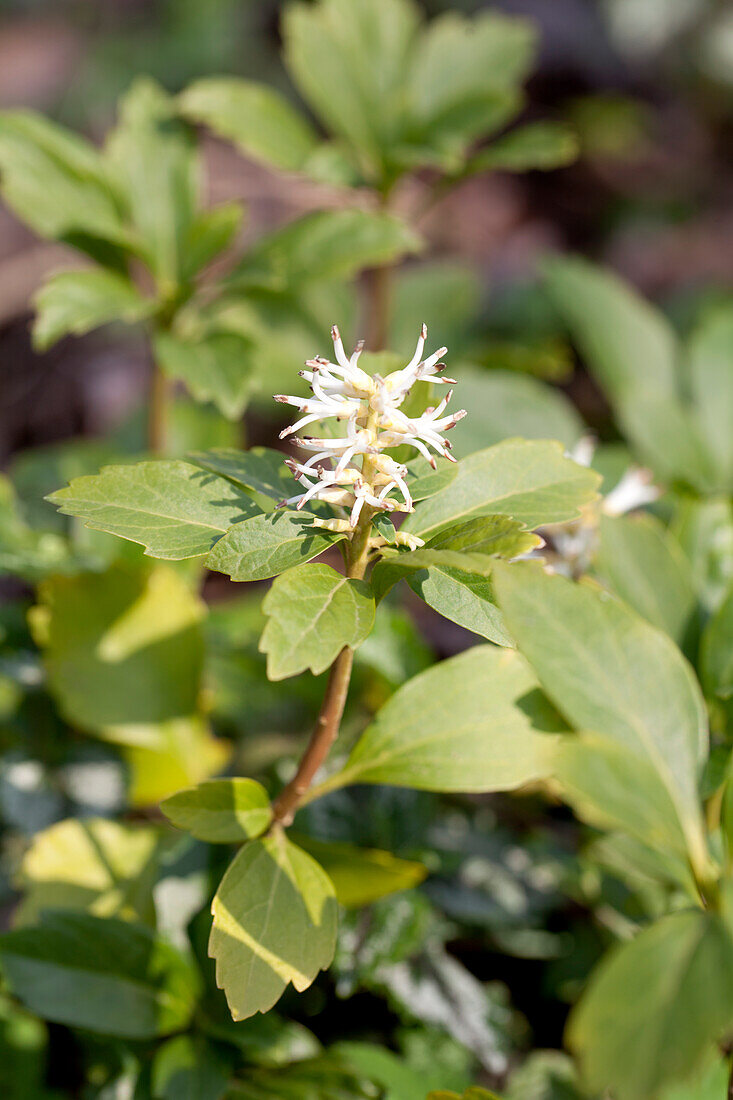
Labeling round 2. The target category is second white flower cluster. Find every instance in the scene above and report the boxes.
[274,324,466,529]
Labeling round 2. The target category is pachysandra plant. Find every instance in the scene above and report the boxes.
[39,320,601,1025]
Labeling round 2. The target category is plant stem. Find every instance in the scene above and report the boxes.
[364,262,391,351]
[148,361,168,453]
[270,502,374,827]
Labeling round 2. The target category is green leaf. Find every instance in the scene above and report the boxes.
[209,831,338,1020]
[261,563,375,680]
[494,562,710,874]
[152,1034,230,1100]
[567,909,733,1100]
[187,447,292,504]
[179,78,317,171]
[0,474,78,582]
[426,515,543,557]
[283,0,421,180]
[34,564,205,739]
[619,391,719,494]
[390,262,480,359]
[0,995,48,1100]
[700,584,733,700]
[106,78,197,285]
[406,459,458,501]
[371,549,498,605]
[471,122,577,173]
[406,10,534,158]
[542,255,678,403]
[181,202,243,280]
[408,567,512,647]
[48,460,260,559]
[161,778,272,843]
[552,733,696,868]
[230,208,421,290]
[597,513,697,644]
[428,1091,501,1100]
[124,717,231,807]
[15,817,164,926]
[0,910,198,1039]
[32,268,154,351]
[686,307,733,490]
[154,328,256,420]
[206,510,346,583]
[448,370,583,459]
[293,836,426,907]
[0,109,128,251]
[319,645,562,795]
[336,1041,434,1099]
[402,439,600,539]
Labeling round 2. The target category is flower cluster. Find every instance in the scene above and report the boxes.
[274,324,465,529]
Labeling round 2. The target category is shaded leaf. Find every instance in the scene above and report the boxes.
[293,835,426,907]
[34,564,204,738]
[161,778,272,843]
[0,910,198,1039]
[16,817,164,926]
[230,208,421,290]
[209,831,338,1020]
[152,1034,230,1100]
[471,122,577,173]
[408,566,512,647]
[448,370,583,459]
[567,909,733,1100]
[700,584,733,700]
[154,329,256,420]
[597,513,697,644]
[494,563,709,874]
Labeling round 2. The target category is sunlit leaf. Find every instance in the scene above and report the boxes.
[161,778,272,843]
[48,461,260,559]
[179,77,317,171]
[32,268,155,351]
[261,563,375,680]
[320,645,562,795]
[209,831,337,1020]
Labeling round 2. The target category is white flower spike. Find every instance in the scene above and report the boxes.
[275,324,465,528]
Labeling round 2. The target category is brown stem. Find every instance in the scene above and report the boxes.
[148,362,168,454]
[270,503,374,827]
[364,262,392,351]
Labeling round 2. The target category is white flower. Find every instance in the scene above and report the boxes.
[275,324,465,528]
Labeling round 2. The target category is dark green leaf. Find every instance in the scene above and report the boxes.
[0,910,198,1038]
[471,122,577,173]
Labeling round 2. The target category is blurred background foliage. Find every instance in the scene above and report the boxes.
[0,1,731,1098]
